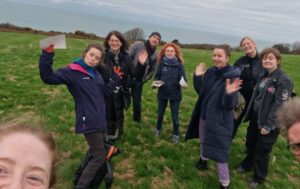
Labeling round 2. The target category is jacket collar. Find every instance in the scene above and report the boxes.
[68,63,93,78]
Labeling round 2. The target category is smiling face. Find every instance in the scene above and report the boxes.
[240,38,257,57]
[213,48,229,69]
[288,122,300,161]
[0,133,52,189]
[262,52,279,73]
[165,46,176,59]
[108,34,122,53]
[149,35,160,47]
[83,47,102,67]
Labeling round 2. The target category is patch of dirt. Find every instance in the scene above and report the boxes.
[151,166,174,189]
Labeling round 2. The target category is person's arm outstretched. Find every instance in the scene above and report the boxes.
[39,45,69,85]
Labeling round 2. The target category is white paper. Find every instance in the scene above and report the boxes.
[152,80,165,87]
[179,76,188,87]
[39,34,67,49]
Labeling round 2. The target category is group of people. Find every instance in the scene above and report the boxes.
[0,33,298,189]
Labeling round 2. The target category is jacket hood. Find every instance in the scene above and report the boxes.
[223,66,241,79]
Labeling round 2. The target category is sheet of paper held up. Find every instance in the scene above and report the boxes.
[39,34,67,49]
[152,80,165,87]
[179,76,188,88]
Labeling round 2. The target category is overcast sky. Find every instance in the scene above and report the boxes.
[3,0,300,44]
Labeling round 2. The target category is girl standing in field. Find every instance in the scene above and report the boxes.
[39,44,118,188]
[153,43,187,143]
[97,30,133,140]
[236,48,293,188]
[185,44,242,188]
[233,37,264,137]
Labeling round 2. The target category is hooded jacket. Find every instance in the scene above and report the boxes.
[185,65,241,162]
[39,51,117,134]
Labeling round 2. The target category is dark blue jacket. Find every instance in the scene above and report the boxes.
[39,51,117,134]
[185,66,241,162]
[154,58,186,101]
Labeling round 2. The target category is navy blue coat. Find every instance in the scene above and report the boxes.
[154,59,186,101]
[39,51,117,134]
[185,66,241,162]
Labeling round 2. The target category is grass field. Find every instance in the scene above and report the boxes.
[0,31,299,189]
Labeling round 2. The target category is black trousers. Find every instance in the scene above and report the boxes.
[156,99,180,135]
[131,79,144,121]
[75,130,107,189]
[241,113,279,183]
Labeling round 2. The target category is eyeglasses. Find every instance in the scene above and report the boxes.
[287,142,300,152]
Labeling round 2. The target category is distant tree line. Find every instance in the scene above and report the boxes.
[0,22,105,40]
[1,23,300,54]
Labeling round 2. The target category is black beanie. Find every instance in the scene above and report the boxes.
[149,32,161,40]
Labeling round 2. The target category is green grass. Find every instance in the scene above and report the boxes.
[0,31,299,189]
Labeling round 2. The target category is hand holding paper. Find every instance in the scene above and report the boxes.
[179,76,188,88]
[39,34,67,50]
[152,80,165,88]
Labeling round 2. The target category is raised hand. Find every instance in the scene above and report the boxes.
[138,50,148,65]
[43,44,54,53]
[225,78,243,94]
[195,62,206,76]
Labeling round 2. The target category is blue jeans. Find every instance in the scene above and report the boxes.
[156,99,180,135]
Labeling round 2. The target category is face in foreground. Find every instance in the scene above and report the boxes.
[288,122,300,162]
[84,47,102,67]
[0,133,52,189]
[165,46,176,59]
[213,48,229,69]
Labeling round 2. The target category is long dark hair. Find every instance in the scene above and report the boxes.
[103,30,129,52]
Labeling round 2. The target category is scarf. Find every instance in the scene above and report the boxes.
[74,58,96,79]
[162,55,179,65]
[145,40,155,55]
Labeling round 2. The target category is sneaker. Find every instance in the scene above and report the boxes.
[249,181,260,188]
[172,135,179,143]
[195,158,208,170]
[220,183,230,189]
[153,128,160,137]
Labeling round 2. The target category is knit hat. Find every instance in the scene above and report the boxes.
[149,32,161,41]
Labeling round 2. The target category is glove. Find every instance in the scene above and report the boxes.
[43,44,54,53]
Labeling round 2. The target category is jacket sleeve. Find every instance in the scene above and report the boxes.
[154,62,161,80]
[264,77,293,131]
[39,51,69,85]
[144,57,157,82]
[179,64,187,83]
[193,74,203,95]
[222,91,238,110]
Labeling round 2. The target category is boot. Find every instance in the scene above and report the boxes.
[195,158,208,170]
